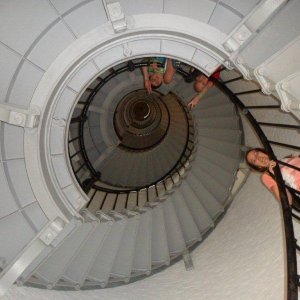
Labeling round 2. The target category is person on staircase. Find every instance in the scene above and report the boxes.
[187,67,221,109]
[142,57,179,94]
[246,148,300,206]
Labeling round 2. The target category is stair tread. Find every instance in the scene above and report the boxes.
[161,199,186,256]
[110,212,140,280]
[35,222,95,285]
[196,128,241,143]
[172,192,202,243]
[196,144,240,173]
[132,208,152,273]
[196,116,240,129]
[182,177,224,221]
[151,203,170,265]
[62,220,112,286]
[193,156,237,188]
[191,167,229,205]
[87,214,127,285]
[197,136,241,159]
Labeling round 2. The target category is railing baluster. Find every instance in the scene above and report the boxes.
[258,122,300,129]
[295,240,300,252]
[112,194,119,210]
[100,193,108,210]
[125,193,129,208]
[235,89,261,96]
[223,75,243,84]
[70,116,81,124]
[75,162,86,174]
[86,189,97,208]
[278,161,300,173]
[291,212,300,222]
[269,141,300,151]
[70,149,82,159]
[68,136,80,143]
[71,116,87,124]
[244,105,280,109]
[162,181,167,193]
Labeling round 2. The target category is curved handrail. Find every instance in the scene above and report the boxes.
[68,60,196,204]
[55,56,300,297]
[215,78,298,300]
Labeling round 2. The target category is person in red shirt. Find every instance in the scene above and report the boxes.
[187,67,221,109]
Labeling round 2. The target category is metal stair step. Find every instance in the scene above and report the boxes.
[161,199,186,257]
[151,203,170,266]
[132,207,152,275]
[18,220,80,286]
[194,103,236,118]
[193,156,237,189]
[87,212,127,287]
[196,128,241,144]
[191,167,229,205]
[196,116,240,130]
[171,192,202,246]
[61,212,112,288]
[196,93,231,109]
[109,211,140,282]
[33,221,96,288]
[196,144,241,173]
[184,173,224,220]
[197,136,241,159]
[178,182,214,234]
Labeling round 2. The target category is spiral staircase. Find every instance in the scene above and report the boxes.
[7,60,241,290]
[0,1,300,299]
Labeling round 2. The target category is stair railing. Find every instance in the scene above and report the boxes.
[68,60,196,211]
[215,75,299,300]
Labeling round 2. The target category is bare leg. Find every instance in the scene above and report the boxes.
[163,58,176,84]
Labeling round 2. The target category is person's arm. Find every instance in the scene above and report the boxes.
[187,93,201,109]
[262,173,292,205]
[270,184,292,205]
[142,66,152,94]
[163,58,176,84]
[187,85,210,109]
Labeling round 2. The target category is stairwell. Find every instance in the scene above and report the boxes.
[0,1,300,299]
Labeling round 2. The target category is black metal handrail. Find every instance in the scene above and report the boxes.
[68,60,196,209]
[68,62,153,183]
[277,160,300,173]
[216,76,299,300]
[68,59,299,297]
